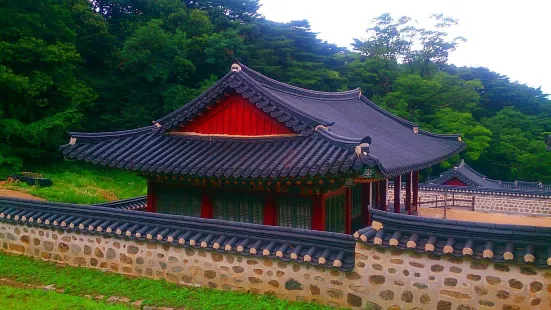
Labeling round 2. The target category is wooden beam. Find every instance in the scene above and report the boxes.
[412,170,419,214]
[393,176,401,213]
[362,182,371,226]
[345,187,352,234]
[146,180,157,213]
[405,172,412,214]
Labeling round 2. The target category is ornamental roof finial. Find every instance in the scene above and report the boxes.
[231,63,242,72]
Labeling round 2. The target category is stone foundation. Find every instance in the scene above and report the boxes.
[1,222,549,309]
[388,186,551,216]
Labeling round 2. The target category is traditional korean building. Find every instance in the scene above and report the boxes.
[60,63,464,234]
[426,159,551,191]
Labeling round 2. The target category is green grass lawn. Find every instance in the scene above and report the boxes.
[3,162,146,204]
[0,253,340,310]
[0,286,131,310]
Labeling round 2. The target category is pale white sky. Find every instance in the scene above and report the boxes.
[259,0,551,94]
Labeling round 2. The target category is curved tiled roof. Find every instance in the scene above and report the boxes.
[61,131,375,178]
[61,63,465,178]
[93,196,147,211]
[426,159,551,191]
[355,208,551,267]
[0,197,356,271]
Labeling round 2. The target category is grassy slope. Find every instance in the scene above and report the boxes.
[0,253,339,310]
[3,162,146,204]
[0,286,131,310]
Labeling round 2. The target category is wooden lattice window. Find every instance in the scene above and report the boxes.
[277,197,311,229]
[156,187,201,217]
[213,192,264,224]
[325,193,345,233]
[351,184,363,218]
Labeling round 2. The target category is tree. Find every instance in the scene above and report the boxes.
[379,72,481,120]
[0,0,97,170]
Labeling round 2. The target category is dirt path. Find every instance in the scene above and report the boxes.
[419,207,551,227]
[0,181,45,201]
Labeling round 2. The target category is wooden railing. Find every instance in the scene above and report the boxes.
[418,192,476,219]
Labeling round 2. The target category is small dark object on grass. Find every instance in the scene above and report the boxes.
[8,172,53,187]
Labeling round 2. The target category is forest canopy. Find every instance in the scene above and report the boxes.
[1,0,550,182]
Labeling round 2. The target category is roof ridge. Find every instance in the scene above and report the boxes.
[371,207,551,236]
[460,161,489,179]
[417,129,463,141]
[239,62,361,99]
[69,126,158,139]
[358,96,418,128]
[156,71,234,124]
[236,71,334,126]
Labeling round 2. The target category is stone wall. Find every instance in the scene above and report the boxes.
[388,186,551,216]
[1,222,550,309]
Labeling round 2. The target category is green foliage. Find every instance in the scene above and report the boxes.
[423,108,492,161]
[0,286,130,310]
[1,2,550,183]
[5,162,146,204]
[0,252,340,310]
[0,0,97,170]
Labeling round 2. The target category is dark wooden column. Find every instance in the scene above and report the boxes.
[362,182,371,226]
[405,172,412,214]
[146,180,157,213]
[373,181,380,209]
[263,191,276,225]
[378,179,388,211]
[201,190,213,218]
[311,193,325,231]
[412,171,419,215]
[345,187,352,234]
[393,176,401,213]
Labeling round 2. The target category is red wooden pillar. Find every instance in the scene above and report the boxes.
[405,172,412,214]
[263,191,277,225]
[311,194,325,231]
[378,179,388,211]
[201,190,213,218]
[345,187,352,234]
[362,182,371,226]
[146,180,157,212]
[393,176,401,213]
[412,171,419,214]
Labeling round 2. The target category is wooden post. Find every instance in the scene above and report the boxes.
[263,191,276,225]
[444,190,448,219]
[374,181,380,209]
[201,190,213,218]
[345,187,352,234]
[378,180,388,211]
[405,172,412,214]
[393,176,401,213]
[412,170,419,214]
[311,193,326,231]
[146,180,157,213]
[362,183,371,226]
[472,196,476,211]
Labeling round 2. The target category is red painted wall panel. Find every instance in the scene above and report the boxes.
[444,178,468,186]
[178,95,293,136]
[146,180,157,213]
